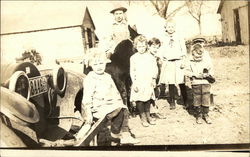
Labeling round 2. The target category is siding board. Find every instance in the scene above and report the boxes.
[219,1,249,44]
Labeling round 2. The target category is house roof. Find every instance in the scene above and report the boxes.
[217,0,224,13]
[83,7,95,30]
[1,1,97,35]
[217,0,249,14]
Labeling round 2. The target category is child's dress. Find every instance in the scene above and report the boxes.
[82,71,126,119]
[158,32,187,85]
[130,52,158,102]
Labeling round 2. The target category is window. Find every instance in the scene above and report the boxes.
[87,28,93,48]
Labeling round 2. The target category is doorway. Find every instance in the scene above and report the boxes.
[233,9,242,43]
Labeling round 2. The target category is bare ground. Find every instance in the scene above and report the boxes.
[129,45,250,145]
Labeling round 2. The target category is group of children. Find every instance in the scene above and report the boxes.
[129,19,214,126]
[81,19,215,145]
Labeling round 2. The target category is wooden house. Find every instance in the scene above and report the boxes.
[1,2,98,66]
[217,0,249,44]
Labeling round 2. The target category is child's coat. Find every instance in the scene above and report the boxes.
[186,50,214,85]
[82,71,126,119]
[130,52,158,102]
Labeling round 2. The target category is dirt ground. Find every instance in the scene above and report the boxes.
[129,45,250,145]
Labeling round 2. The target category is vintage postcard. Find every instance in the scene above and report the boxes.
[0,0,249,155]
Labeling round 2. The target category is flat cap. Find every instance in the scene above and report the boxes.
[110,4,127,14]
[192,35,206,44]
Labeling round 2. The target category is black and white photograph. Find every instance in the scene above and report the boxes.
[0,0,249,155]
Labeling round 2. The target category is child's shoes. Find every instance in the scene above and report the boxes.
[170,102,176,110]
[148,121,156,125]
[141,121,150,127]
[140,113,150,127]
[148,118,156,125]
[203,114,212,124]
[202,107,212,124]
[110,132,121,139]
[120,132,140,144]
[151,113,166,119]
[146,112,156,125]
[147,117,156,125]
[157,113,167,119]
[196,117,203,124]
[195,106,203,124]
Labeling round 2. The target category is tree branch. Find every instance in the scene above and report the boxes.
[185,0,204,34]
[165,3,185,20]
[162,0,170,19]
[198,1,203,18]
[186,1,200,22]
[150,0,185,19]
[150,0,160,12]
[188,9,199,22]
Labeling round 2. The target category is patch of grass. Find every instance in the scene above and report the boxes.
[206,45,249,58]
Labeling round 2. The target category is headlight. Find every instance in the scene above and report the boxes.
[52,66,67,95]
[9,71,31,100]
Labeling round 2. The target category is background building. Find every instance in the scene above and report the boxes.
[1,3,98,65]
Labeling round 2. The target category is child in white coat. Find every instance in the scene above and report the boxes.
[130,35,158,127]
[82,48,139,144]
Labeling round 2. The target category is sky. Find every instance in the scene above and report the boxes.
[1,1,222,39]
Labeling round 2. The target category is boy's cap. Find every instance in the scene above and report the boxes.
[193,38,206,43]
[192,35,206,44]
[110,4,127,14]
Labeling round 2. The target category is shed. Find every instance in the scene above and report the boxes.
[217,0,249,44]
[1,2,99,65]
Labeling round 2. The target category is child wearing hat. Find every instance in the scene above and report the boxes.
[82,48,139,144]
[192,36,212,67]
[130,35,158,127]
[186,43,215,124]
[158,19,188,110]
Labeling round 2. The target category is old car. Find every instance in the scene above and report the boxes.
[0,61,108,147]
